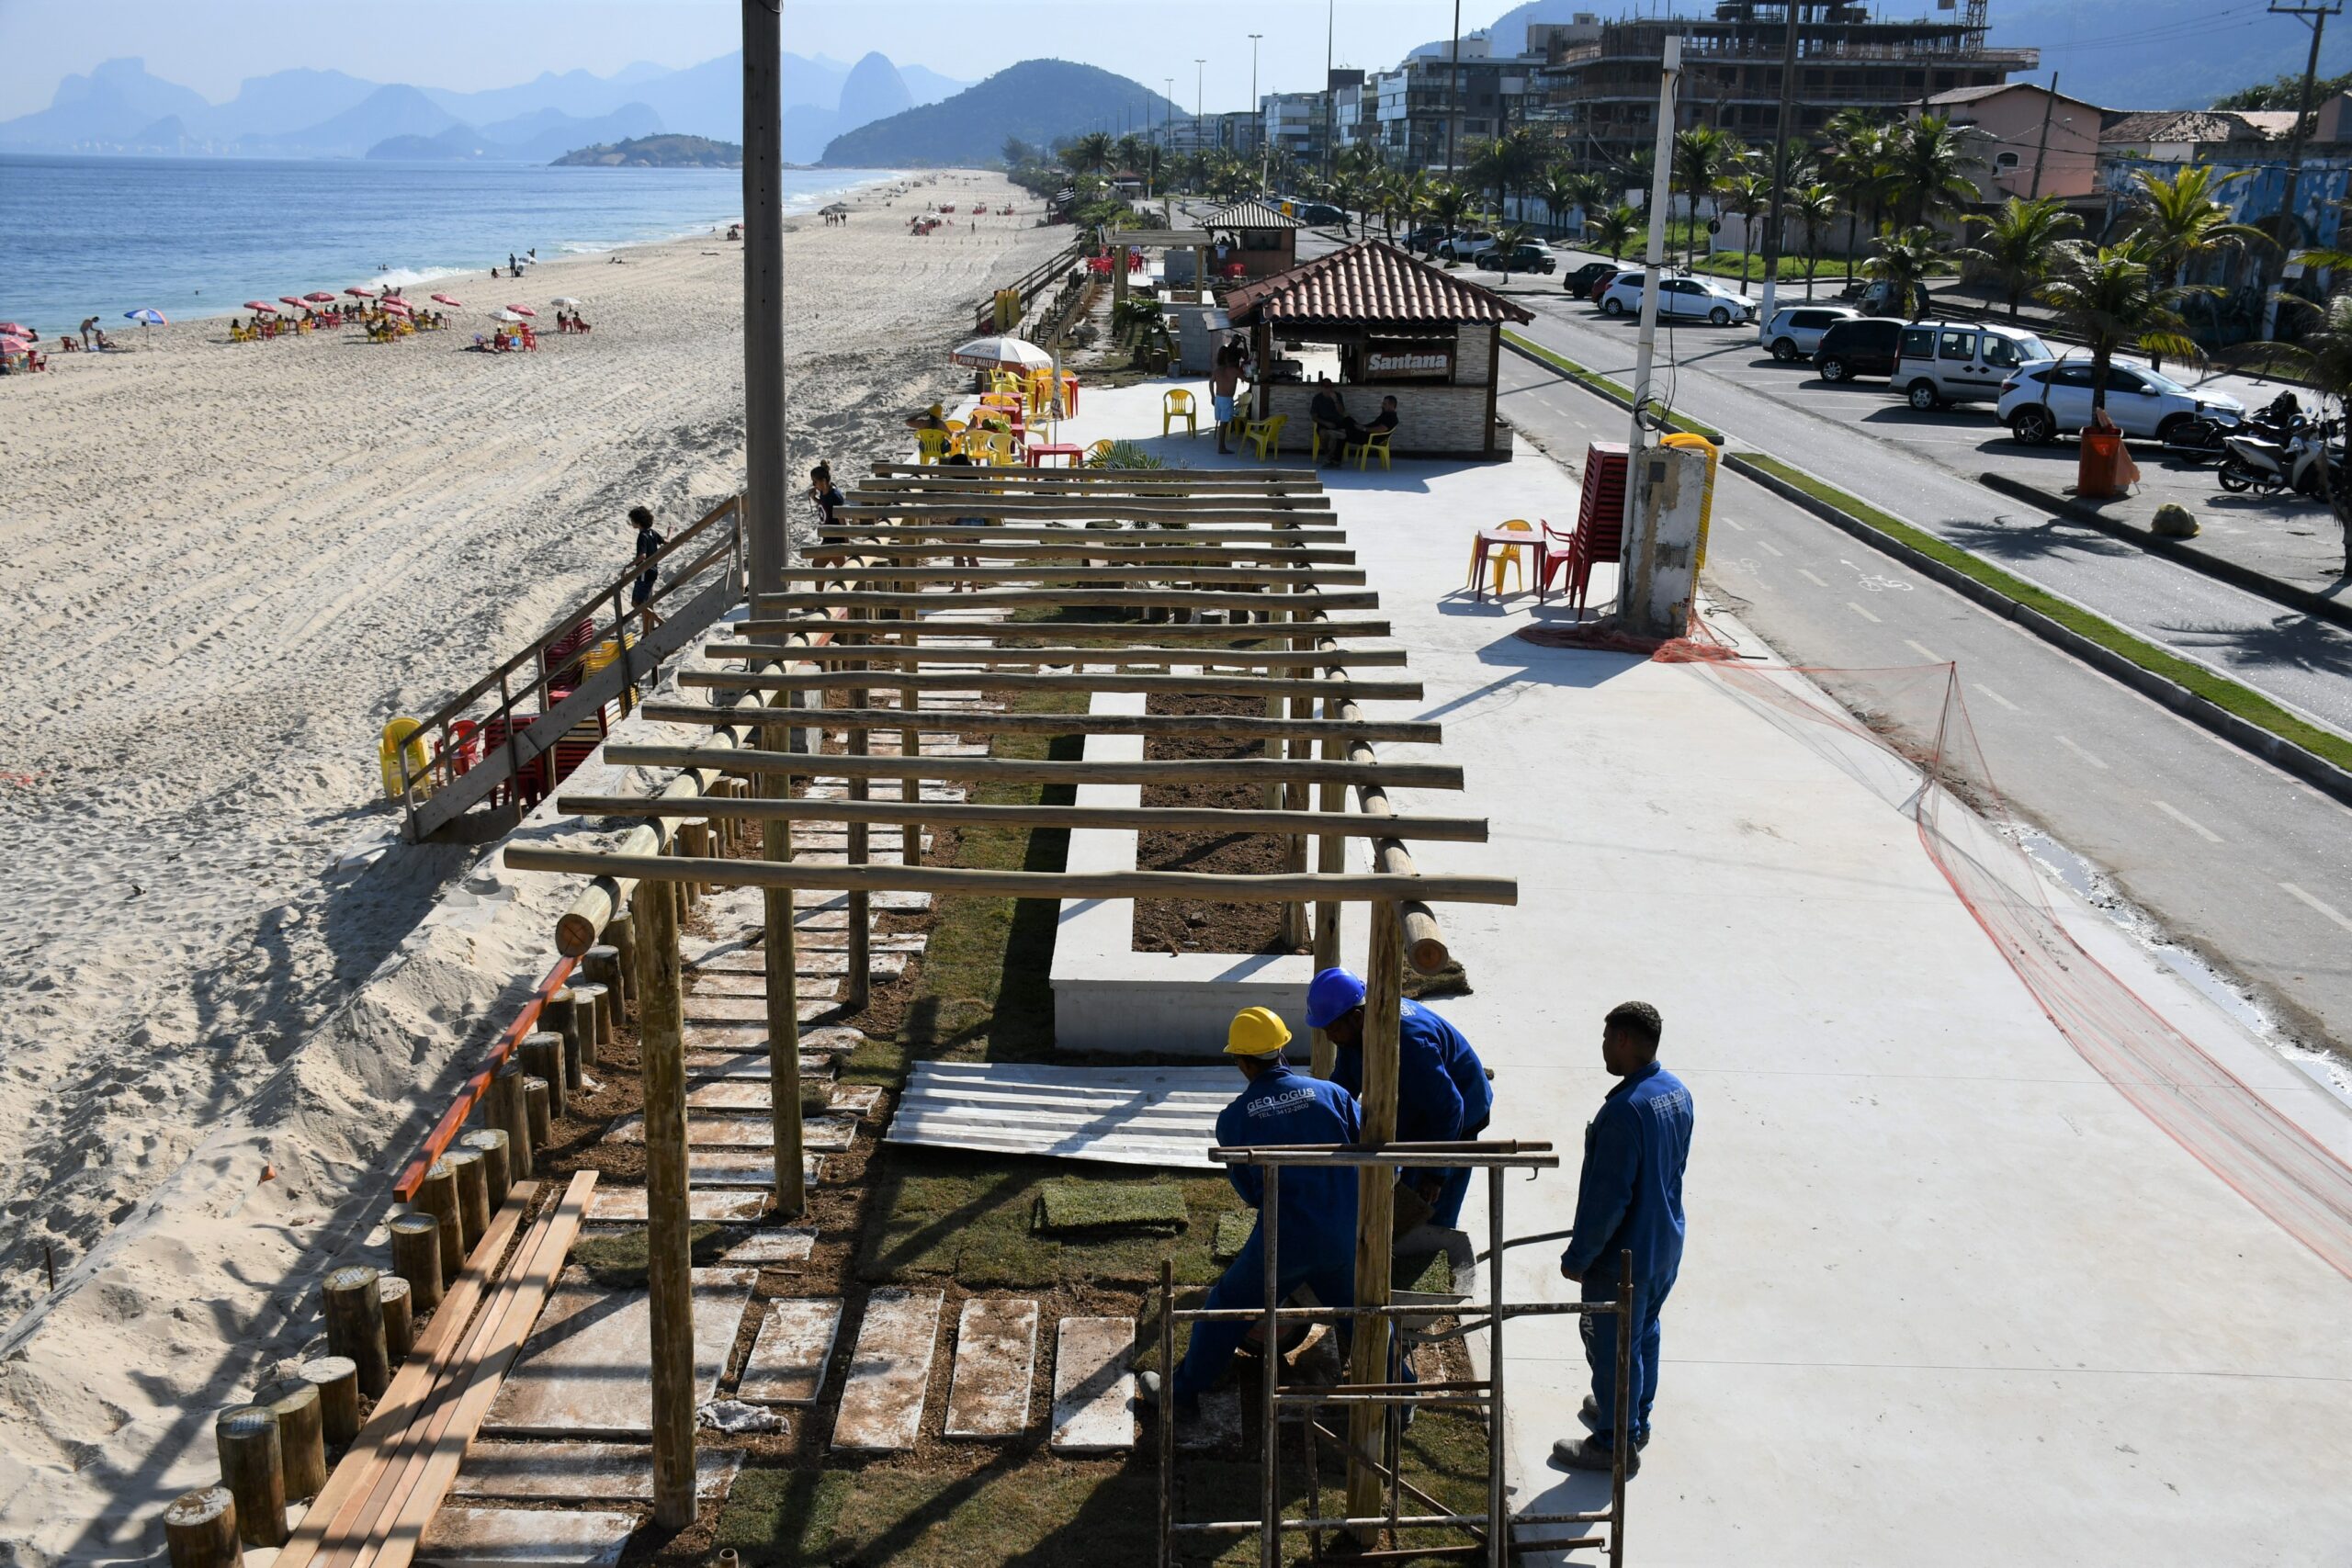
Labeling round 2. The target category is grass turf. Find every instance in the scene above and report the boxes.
[1499,329,1725,444]
[1036,1178,1192,1235]
[1741,454,2352,774]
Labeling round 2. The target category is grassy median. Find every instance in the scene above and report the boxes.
[1500,329,1724,444]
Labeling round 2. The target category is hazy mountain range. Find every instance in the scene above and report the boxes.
[821,60,1182,168]
[0,52,968,164]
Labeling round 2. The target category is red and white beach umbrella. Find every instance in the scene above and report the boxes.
[304,291,336,303]
[380,299,413,315]
[502,303,536,318]
[493,309,527,323]
[345,286,379,299]
[0,321,32,335]
[243,300,278,313]
[277,296,305,308]
[430,293,464,308]
[0,334,31,352]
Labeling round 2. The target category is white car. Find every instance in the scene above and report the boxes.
[1997,356,2244,446]
[1436,230,1495,260]
[1758,303,1860,361]
[1598,274,1756,326]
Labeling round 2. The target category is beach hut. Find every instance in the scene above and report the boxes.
[1227,240,1532,461]
[1196,197,1305,282]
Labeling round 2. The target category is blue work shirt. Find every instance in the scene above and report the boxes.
[1332,999,1493,1145]
[1561,1062,1693,1287]
[1216,1062,1363,1260]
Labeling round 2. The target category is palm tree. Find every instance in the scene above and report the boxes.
[1064,130,1117,177]
[2126,164,2271,366]
[1824,110,1892,285]
[1538,164,1586,241]
[1590,202,1640,262]
[1882,114,1982,231]
[1671,126,1742,269]
[1862,225,1949,321]
[1957,196,2083,318]
[1791,184,1839,301]
[1420,180,1475,254]
[2035,238,2206,418]
[1719,169,1774,271]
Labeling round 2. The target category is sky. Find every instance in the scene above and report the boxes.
[0,0,1511,122]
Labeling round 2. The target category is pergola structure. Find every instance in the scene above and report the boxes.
[504,462,1518,1538]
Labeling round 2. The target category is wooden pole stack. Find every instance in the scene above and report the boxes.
[633,870,698,1530]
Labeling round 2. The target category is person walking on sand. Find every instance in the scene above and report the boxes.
[628,505,665,629]
[808,464,846,531]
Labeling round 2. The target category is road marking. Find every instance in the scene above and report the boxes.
[1757,539,1784,557]
[1718,515,1747,532]
[1905,640,1943,663]
[2280,882,2352,934]
[1846,600,1882,624]
[1971,682,2021,712]
[2054,735,2109,770]
[2151,800,2223,843]
[1798,568,1828,587]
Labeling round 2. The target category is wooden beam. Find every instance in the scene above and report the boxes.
[633,703,1437,744]
[1333,681,1450,976]
[868,461,1322,483]
[703,644,1403,670]
[1346,902,1405,1543]
[835,503,1338,525]
[761,564,1363,586]
[736,617,1394,641]
[797,542,1361,565]
[635,875,696,1529]
[556,795,1491,841]
[602,743,1464,792]
[758,706,806,1218]
[681,670,1420,702]
[812,525,1337,545]
[750,588,1376,614]
[503,849,1520,907]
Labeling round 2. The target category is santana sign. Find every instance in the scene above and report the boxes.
[1363,341,1453,380]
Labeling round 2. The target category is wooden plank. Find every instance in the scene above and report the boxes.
[784,543,1361,564]
[679,669,1419,702]
[1049,1317,1136,1454]
[831,1290,944,1452]
[634,705,1435,742]
[560,794,1487,842]
[739,1298,844,1405]
[272,1183,541,1568]
[734,618,1393,641]
[944,1298,1039,1438]
[753,588,1373,615]
[604,743,1461,791]
[450,1441,741,1503]
[809,525,1340,545]
[704,644,1399,668]
[763,564,1360,586]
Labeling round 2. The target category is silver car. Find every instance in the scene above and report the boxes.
[1758,303,1860,362]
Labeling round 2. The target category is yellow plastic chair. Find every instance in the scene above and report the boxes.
[379,717,434,801]
[1242,413,1288,462]
[1347,428,1395,472]
[1473,519,1536,598]
[916,428,950,463]
[1084,439,1116,467]
[944,418,967,434]
[1163,389,1199,438]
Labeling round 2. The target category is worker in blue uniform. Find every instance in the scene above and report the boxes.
[1138,1006,1361,1418]
[1307,967,1492,1230]
[1553,1000,1694,1478]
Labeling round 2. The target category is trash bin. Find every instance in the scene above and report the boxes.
[2078,425,2126,499]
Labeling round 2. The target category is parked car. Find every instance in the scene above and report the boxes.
[1403,224,1446,252]
[1563,261,1618,299]
[1891,320,2055,410]
[1476,241,1557,274]
[1812,317,1905,382]
[1997,356,2245,446]
[1597,273,1756,325]
[1436,230,1495,261]
[1759,303,1860,362]
[1295,201,1347,226]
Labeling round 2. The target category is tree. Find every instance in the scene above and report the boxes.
[1882,114,1982,231]
[1063,130,1116,176]
[1590,202,1640,262]
[1538,164,1586,240]
[1824,110,1893,285]
[1791,184,1839,300]
[2233,281,2352,570]
[2215,66,2352,117]
[1862,225,1949,321]
[1113,133,1150,175]
[1958,196,2083,318]
[2124,164,2271,364]
[1719,170,1774,270]
[1671,126,1744,269]
[1383,168,1429,241]
[1002,136,1043,170]
[2035,238,2205,417]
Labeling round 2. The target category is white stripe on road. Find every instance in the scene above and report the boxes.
[1847,601,1882,624]
[1905,640,1943,663]
[1718,515,1747,532]
[2054,735,2109,770]
[1972,682,2021,712]
[2152,800,2223,843]
[1799,569,1829,587]
[1757,539,1784,557]
[2280,882,2352,934]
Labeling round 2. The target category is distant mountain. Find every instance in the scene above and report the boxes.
[820,59,1182,167]
[838,52,913,129]
[0,57,207,150]
[899,65,971,107]
[368,103,664,163]
[552,133,742,168]
[198,68,380,141]
[243,84,458,158]
[1985,0,2352,111]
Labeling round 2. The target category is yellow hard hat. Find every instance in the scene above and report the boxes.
[1225,1006,1292,1056]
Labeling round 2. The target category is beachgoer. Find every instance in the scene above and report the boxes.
[80,317,96,349]
[1343,396,1400,451]
[628,505,665,625]
[1308,379,1349,465]
[905,403,949,434]
[1210,343,1245,456]
[808,464,846,530]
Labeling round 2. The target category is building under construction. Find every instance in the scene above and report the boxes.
[1538,1,2040,167]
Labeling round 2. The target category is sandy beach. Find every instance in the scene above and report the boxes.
[0,167,1060,1559]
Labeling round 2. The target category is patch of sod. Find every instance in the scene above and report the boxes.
[707,1465,853,1564]
[1740,453,2352,774]
[1036,1178,1191,1235]
[1213,1211,1252,1263]
[1402,958,1471,1001]
[859,1147,1244,1289]
[1501,329,1726,443]
[571,1222,733,1288]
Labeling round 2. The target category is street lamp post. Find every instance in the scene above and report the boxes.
[1250,33,1263,194]
[1195,57,1206,157]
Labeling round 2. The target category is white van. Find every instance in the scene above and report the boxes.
[1891,320,2055,410]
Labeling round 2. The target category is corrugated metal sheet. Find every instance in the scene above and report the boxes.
[1226,240,1535,329]
[1202,197,1305,230]
[887,1062,1232,1169]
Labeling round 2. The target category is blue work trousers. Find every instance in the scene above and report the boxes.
[1173,1224,1355,1401]
[1577,1265,1676,1448]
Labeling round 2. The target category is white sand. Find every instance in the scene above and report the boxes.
[0,169,1061,1560]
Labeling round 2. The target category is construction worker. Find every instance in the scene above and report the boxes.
[1552,1000,1693,1478]
[1306,967,1492,1230]
[1138,1006,1360,1419]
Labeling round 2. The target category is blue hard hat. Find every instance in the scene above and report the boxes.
[1306,967,1368,1030]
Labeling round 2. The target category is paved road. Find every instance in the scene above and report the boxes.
[1499,350,2352,1061]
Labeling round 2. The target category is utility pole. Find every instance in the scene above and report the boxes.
[1325,0,1337,185]
[2264,1,2341,339]
[2026,70,2059,198]
[741,0,785,599]
[1623,34,1681,593]
[1446,0,1464,179]
[1196,58,1206,155]
[1755,0,1804,326]
[1250,33,1264,193]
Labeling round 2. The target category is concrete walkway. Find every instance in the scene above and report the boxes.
[1044,382,2352,1562]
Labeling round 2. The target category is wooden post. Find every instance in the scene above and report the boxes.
[412,1165,464,1286]
[604,922,638,1010]
[213,1405,286,1548]
[900,579,922,874]
[300,1357,360,1446]
[845,605,873,1012]
[387,1213,444,1314]
[1344,901,1404,1543]
[571,980,612,1061]
[255,1377,327,1502]
[378,1274,414,1361]
[525,1077,553,1154]
[322,1265,390,1398]
[490,1061,534,1181]
[1310,754,1344,1078]
[445,1147,491,1255]
[546,989,587,1081]
[164,1486,239,1568]
[635,873,697,1530]
[582,937,625,1008]
[520,1032,567,1121]
[461,1127,513,1212]
[761,705,808,1218]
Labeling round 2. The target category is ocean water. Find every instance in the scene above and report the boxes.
[0,153,900,332]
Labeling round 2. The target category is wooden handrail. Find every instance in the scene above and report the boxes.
[390,954,576,1201]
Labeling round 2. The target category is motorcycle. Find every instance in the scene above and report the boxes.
[2218,415,2341,497]
[2174,395,2302,466]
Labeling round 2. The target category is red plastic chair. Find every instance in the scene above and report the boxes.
[481,714,549,808]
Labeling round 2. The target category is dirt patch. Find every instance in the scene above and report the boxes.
[1132,693,1306,959]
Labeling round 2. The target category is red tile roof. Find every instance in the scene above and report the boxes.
[1224,240,1535,328]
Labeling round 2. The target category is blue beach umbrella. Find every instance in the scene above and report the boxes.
[125,307,167,347]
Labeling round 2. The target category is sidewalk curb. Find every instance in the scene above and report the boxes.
[1978,471,2352,633]
[1729,454,2352,812]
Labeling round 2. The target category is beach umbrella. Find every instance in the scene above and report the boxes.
[503,303,537,318]
[430,293,464,308]
[0,321,31,335]
[125,307,167,346]
[345,286,378,299]
[548,296,580,308]
[949,334,1052,371]
[304,291,336,303]
[0,335,30,353]
[244,300,278,313]
[277,296,305,308]
[493,309,527,323]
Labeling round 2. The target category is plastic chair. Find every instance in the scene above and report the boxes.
[1163,389,1198,438]
[1084,439,1116,467]
[1469,519,1536,599]
[916,428,950,462]
[1243,413,1288,462]
[379,717,434,800]
[1347,428,1395,472]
